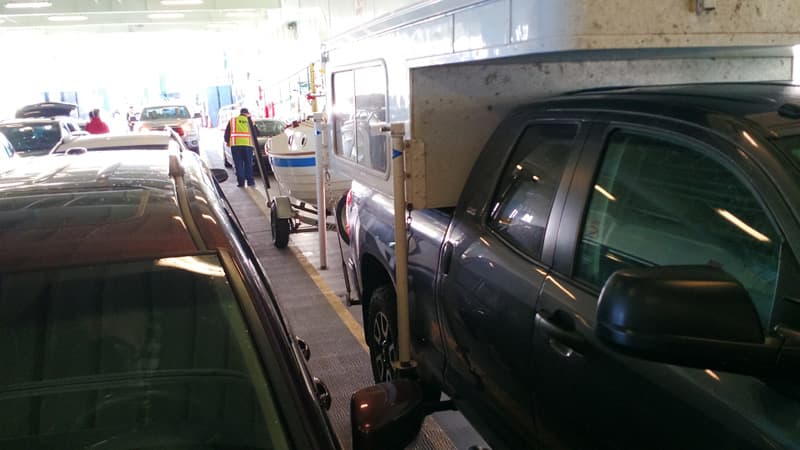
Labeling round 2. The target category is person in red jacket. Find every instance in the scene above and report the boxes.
[85,109,110,134]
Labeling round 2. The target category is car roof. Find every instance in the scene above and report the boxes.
[0,151,199,270]
[540,82,800,138]
[52,131,174,153]
[141,104,189,109]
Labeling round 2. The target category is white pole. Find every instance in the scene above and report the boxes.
[314,112,327,270]
[391,122,412,367]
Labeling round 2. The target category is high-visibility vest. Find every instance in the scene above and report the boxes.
[229,115,253,147]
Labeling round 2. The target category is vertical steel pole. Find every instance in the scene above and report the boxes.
[314,112,328,270]
[391,123,412,366]
[309,62,318,113]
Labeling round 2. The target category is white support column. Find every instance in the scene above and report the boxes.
[391,122,413,368]
[314,112,328,270]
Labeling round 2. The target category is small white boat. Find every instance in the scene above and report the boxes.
[265,119,351,248]
[267,119,350,207]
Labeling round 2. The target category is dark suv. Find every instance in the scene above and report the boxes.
[346,83,800,450]
[0,150,423,450]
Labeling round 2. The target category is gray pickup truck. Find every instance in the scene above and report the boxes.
[343,83,800,450]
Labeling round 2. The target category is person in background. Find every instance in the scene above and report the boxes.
[86,109,110,134]
[223,108,259,187]
[126,106,137,131]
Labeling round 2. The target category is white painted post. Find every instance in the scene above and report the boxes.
[314,112,327,270]
[391,122,413,368]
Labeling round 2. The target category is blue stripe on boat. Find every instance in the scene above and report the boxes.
[269,156,316,167]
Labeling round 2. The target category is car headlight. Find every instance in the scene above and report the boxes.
[138,124,150,131]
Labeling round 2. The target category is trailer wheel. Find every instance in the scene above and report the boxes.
[270,201,290,249]
[367,285,398,383]
[335,192,350,246]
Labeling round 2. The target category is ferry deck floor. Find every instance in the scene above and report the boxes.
[200,129,488,450]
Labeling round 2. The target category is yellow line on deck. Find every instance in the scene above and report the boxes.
[244,185,456,449]
[246,187,369,352]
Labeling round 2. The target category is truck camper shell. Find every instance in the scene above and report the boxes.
[324,0,800,209]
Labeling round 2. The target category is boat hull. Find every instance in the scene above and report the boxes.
[268,151,350,206]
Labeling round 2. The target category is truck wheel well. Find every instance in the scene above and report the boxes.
[360,254,393,322]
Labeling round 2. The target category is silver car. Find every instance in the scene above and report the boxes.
[137,105,200,152]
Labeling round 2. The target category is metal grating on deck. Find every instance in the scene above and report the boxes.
[219,180,461,450]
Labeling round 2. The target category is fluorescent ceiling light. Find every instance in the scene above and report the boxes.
[47,15,88,22]
[4,1,51,8]
[148,12,185,19]
[160,0,203,5]
[224,11,255,18]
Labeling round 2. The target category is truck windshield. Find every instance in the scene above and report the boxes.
[0,255,290,449]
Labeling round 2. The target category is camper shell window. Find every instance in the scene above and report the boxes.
[332,64,389,173]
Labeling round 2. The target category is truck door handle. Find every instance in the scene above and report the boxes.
[441,242,454,275]
[535,312,586,357]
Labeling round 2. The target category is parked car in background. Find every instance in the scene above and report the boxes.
[15,101,87,134]
[137,104,200,152]
[223,117,285,174]
[51,130,190,155]
[0,118,72,157]
[345,82,800,450]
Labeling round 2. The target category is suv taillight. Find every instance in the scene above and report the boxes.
[345,189,353,237]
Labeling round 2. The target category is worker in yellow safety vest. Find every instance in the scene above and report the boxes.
[223,108,260,187]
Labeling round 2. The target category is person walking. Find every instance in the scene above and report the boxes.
[85,109,110,134]
[223,108,259,187]
[126,106,137,131]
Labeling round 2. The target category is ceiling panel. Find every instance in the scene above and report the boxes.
[0,0,281,31]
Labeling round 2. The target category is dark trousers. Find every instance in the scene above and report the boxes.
[232,146,254,186]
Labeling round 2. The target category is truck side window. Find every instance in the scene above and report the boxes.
[575,129,780,326]
[488,123,578,259]
[331,64,388,173]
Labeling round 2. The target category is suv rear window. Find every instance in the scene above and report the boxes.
[0,124,62,156]
[254,120,285,137]
[0,255,289,449]
[141,106,191,120]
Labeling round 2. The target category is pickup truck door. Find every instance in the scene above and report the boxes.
[437,119,588,448]
[533,119,800,450]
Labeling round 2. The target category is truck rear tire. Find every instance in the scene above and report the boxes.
[366,285,398,383]
[366,284,443,402]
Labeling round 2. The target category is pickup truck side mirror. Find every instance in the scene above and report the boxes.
[351,379,425,450]
[193,112,202,119]
[596,265,781,375]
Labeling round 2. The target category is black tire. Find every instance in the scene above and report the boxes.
[270,201,290,249]
[367,285,399,383]
[335,192,350,246]
[366,284,442,402]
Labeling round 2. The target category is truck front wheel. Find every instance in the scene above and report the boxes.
[366,285,398,383]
